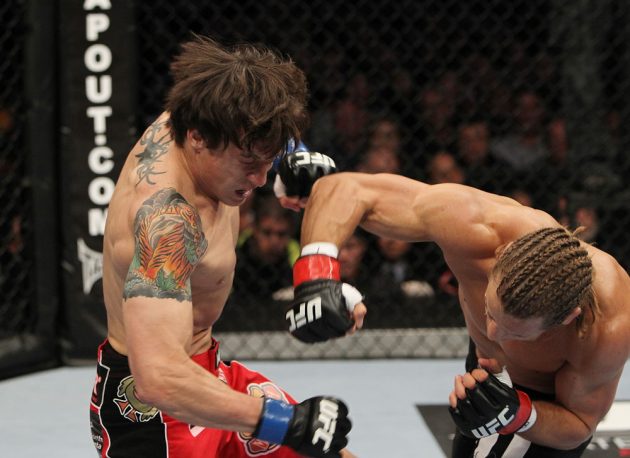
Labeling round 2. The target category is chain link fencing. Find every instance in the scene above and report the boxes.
[2,0,630,364]
[0,0,33,340]
[129,0,630,359]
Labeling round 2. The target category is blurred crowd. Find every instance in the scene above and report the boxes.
[2,39,627,333]
[217,49,630,332]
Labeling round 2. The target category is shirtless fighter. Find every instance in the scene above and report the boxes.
[89,36,352,457]
[286,172,630,457]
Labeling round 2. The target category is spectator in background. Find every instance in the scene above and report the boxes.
[459,53,511,135]
[355,145,401,174]
[487,83,514,137]
[332,72,372,170]
[547,117,569,167]
[338,229,372,293]
[427,150,465,185]
[360,115,420,176]
[304,45,345,159]
[544,116,573,204]
[557,193,603,247]
[364,235,436,328]
[490,89,553,206]
[574,204,600,245]
[507,187,534,208]
[550,192,621,267]
[0,107,25,294]
[532,51,561,113]
[382,66,418,147]
[420,150,466,322]
[220,192,299,331]
[411,84,458,171]
[366,116,402,154]
[490,89,550,172]
[456,118,507,195]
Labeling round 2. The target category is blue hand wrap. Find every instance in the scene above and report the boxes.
[255,398,294,444]
[273,138,309,170]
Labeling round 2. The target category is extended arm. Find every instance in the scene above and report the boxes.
[301,172,499,253]
[287,173,502,342]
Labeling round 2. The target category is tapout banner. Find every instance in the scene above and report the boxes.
[58,0,136,363]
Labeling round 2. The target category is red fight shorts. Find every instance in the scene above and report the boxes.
[90,339,302,458]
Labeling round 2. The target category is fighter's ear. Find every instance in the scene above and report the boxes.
[561,306,582,325]
[187,129,206,151]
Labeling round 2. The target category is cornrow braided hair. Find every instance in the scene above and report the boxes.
[492,227,597,336]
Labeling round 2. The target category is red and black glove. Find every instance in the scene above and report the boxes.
[449,369,537,438]
[286,243,362,343]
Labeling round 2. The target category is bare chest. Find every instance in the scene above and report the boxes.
[188,208,238,327]
[461,285,570,391]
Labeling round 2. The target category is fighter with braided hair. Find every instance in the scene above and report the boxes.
[287,172,630,457]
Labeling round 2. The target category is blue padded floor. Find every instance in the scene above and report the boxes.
[1,358,629,457]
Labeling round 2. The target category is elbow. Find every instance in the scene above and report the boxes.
[312,172,349,194]
[311,172,360,201]
[130,364,173,408]
[558,434,592,451]
[132,371,163,407]
[554,423,594,450]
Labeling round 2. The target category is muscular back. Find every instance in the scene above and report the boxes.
[102,115,240,355]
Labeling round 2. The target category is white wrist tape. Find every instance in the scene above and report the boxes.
[492,366,538,433]
[517,405,538,433]
[273,174,286,198]
[342,283,363,313]
[301,242,339,258]
[494,366,513,387]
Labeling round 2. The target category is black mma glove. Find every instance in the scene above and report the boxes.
[286,243,363,343]
[449,368,537,438]
[253,396,352,457]
[274,151,337,199]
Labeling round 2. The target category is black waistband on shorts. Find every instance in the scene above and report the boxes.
[466,338,555,402]
[97,338,220,374]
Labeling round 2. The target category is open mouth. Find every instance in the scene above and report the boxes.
[235,189,252,199]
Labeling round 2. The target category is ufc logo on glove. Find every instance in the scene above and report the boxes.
[471,405,514,438]
[286,297,322,332]
[311,399,339,451]
[449,371,537,439]
[293,152,336,168]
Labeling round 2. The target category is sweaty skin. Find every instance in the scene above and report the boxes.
[300,172,630,450]
[103,114,357,458]
[103,113,270,433]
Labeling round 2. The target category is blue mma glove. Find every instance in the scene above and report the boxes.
[253,396,352,457]
[274,139,337,199]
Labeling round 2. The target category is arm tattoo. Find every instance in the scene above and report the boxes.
[135,120,173,185]
[123,188,208,302]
